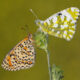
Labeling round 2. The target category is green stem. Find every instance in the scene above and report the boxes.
[46,50,52,80]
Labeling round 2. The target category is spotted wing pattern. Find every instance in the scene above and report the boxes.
[36,7,80,41]
[1,34,35,71]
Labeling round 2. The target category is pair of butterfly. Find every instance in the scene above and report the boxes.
[2,7,80,71]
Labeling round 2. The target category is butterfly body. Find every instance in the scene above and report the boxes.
[35,7,80,41]
[1,34,35,71]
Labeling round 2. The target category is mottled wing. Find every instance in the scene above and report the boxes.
[1,34,35,71]
[39,7,80,41]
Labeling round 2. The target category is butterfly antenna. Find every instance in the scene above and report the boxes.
[29,9,39,19]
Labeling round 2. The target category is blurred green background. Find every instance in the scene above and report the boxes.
[0,0,80,80]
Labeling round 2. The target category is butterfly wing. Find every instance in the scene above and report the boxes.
[36,7,80,41]
[1,34,35,71]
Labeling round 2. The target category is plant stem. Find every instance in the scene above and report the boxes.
[46,50,52,80]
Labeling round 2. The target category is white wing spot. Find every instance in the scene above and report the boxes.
[46,20,50,25]
[64,25,68,28]
[66,17,70,21]
[71,20,76,24]
[61,25,65,29]
[69,29,75,33]
[63,35,66,38]
[57,31,60,34]
[54,24,58,28]
[67,37,70,41]
[72,26,76,28]
[53,17,57,23]
[64,31,67,34]
[61,10,73,19]
[52,29,54,32]
[61,15,64,21]
[71,8,75,12]
[75,9,79,12]
[69,35,73,38]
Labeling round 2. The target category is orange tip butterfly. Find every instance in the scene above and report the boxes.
[30,7,80,41]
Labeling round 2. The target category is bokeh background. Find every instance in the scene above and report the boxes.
[0,0,80,80]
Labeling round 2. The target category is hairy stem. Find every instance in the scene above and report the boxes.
[46,50,52,80]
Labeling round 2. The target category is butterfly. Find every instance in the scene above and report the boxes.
[1,34,36,71]
[35,7,80,41]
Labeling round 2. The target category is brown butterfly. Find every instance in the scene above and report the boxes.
[1,34,36,71]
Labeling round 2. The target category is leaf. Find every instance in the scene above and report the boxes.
[51,64,64,80]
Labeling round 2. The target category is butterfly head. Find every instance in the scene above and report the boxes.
[35,19,43,26]
[28,34,32,39]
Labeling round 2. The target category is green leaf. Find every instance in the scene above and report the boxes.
[51,64,64,80]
